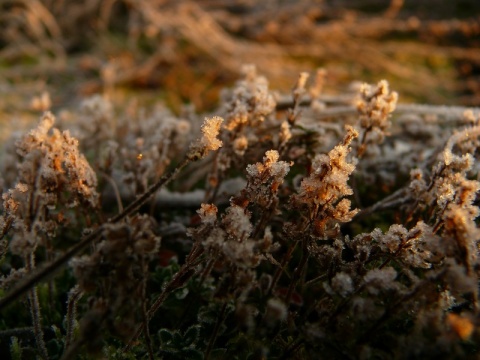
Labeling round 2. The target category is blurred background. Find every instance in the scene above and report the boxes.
[0,0,479,124]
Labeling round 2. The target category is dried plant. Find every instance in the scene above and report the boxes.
[1,67,479,360]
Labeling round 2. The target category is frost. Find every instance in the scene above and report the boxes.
[233,136,248,156]
[265,298,287,325]
[224,64,276,131]
[364,267,398,295]
[188,116,224,159]
[0,65,479,359]
[200,116,223,152]
[223,205,252,241]
[279,121,292,146]
[295,125,358,236]
[197,203,218,225]
[356,80,398,156]
[331,272,354,297]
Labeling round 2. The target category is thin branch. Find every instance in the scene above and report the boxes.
[141,257,155,360]
[64,285,82,352]
[354,186,410,219]
[26,254,48,360]
[124,243,205,352]
[100,171,124,213]
[276,95,480,122]
[204,301,228,360]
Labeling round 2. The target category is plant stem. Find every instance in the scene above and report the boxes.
[141,258,155,360]
[64,285,82,353]
[285,236,309,306]
[26,254,49,360]
[268,241,297,297]
[124,244,204,352]
[204,301,227,360]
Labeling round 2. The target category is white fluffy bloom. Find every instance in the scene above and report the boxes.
[331,272,354,297]
[265,298,288,325]
[201,116,223,151]
[197,203,218,225]
[188,116,224,160]
[223,205,252,241]
[364,267,398,295]
[296,126,358,226]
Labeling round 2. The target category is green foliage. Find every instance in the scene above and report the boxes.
[158,326,203,359]
[9,337,22,360]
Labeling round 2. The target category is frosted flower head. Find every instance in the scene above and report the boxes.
[222,238,259,268]
[204,227,226,250]
[279,121,292,146]
[188,116,224,160]
[197,203,218,225]
[357,80,398,123]
[331,272,354,297]
[81,95,113,117]
[356,80,398,156]
[297,125,358,211]
[176,119,191,135]
[443,125,480,170]
[293,72,310,99]
[200,116,223,151]
[265,298,288,326]
[363,267,398,295]
[13,112,99,208]
[31,92,51,112]
[233,136,248,156]
[379,224,408,252]
[223,205,252,241]
[246,150,291,184]
[224,65,276,130]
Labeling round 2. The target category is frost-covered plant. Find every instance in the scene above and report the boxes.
[0,112,99,358]
[70,213,161,350]
[0,68,479,359]
[292,125,359,238]
[355,79,398,157]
